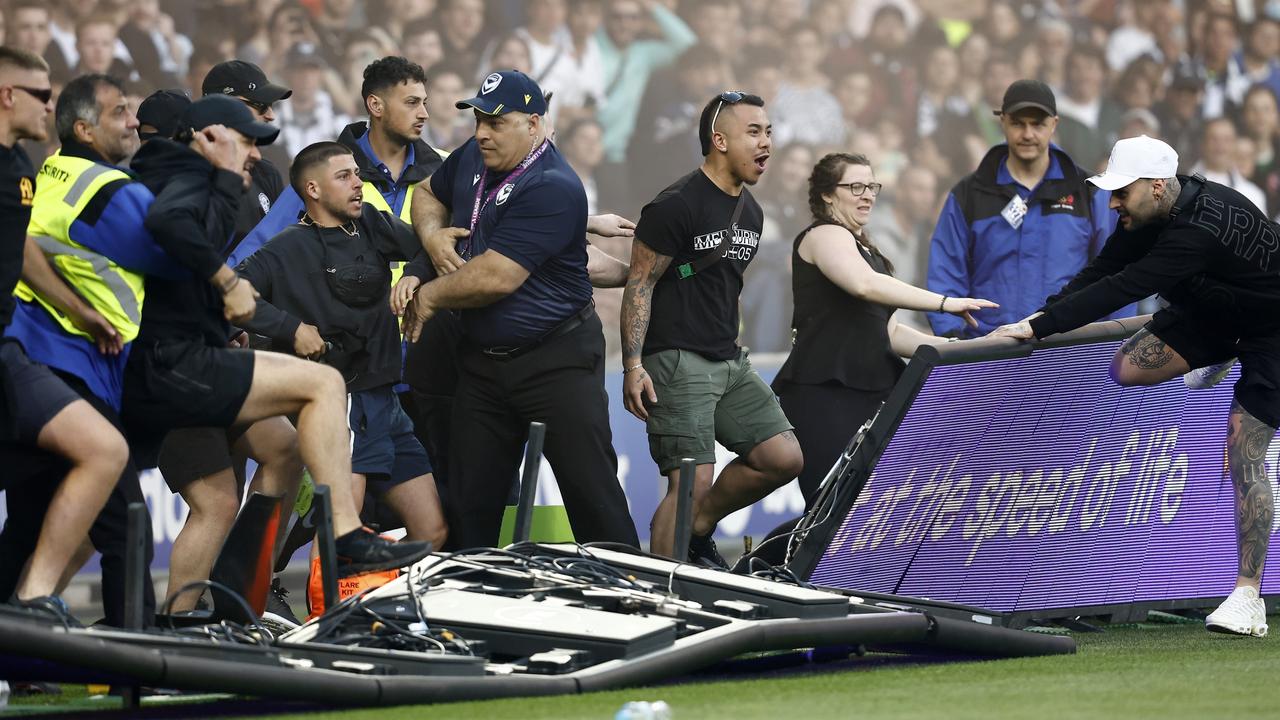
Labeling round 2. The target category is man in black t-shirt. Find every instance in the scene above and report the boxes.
[0,47,129,624]
[992,135,1280,638]
[621,92,802,567]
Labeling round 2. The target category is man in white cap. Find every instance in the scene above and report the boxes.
[992,134,1280,638]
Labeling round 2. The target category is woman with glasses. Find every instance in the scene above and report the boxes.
[773,153,997,507]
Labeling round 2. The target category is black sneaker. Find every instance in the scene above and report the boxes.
[260,578,301,633]
[688,532,729,570]
[13,595,82,628]
[334,527,433,577]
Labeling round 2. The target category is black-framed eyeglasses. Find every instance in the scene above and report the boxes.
[8,85,53,104]
[836,182,882,197]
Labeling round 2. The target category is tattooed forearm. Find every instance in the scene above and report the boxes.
[620,241,672,363]
[1227,399,1277,581]
[1121,327,1176,369]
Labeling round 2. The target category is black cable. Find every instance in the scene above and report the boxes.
[160,579,274,644]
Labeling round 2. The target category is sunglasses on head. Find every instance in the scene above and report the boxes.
[10,85,53,104]
[708,90,761,136]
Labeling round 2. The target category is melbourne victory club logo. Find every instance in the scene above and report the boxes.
[496,183,514,205]
[482,73,502,95]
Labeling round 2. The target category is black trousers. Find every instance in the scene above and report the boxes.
[776,381,892,508]
[448,313,639,549]
[0,372,155,626]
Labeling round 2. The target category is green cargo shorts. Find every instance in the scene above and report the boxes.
[642,348,793,475]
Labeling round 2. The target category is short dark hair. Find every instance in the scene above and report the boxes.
[0,45,50,73]
[55,74,123,143]
[697,91,765,157]
[290,140,354,197]
[361,56,428,105]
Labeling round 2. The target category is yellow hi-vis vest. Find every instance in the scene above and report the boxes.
[15,152,145,343]
[361,181,414,288]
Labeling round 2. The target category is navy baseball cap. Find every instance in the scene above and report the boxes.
[137,89,191,139]
[996,79,1057,117]
[202,60,292,105]
[180,95,280,146]
[456,70,548,116]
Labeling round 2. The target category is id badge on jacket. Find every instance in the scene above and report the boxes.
[1001,194,1028,229]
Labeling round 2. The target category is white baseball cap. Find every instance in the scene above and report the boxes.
[1086,135,1180,191]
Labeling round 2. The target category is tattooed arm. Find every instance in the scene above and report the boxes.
[621,238,673,421]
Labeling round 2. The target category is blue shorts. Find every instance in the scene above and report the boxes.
[349,386,432,487]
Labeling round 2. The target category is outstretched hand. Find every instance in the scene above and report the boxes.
[941,296,999,329]
[588,213,637,238]
[988,321,1035,340]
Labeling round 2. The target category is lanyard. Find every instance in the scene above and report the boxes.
[463,139,550,259]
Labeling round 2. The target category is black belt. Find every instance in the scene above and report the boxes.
[480,301,595,360]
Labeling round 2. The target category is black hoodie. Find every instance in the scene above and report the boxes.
[130,138,244,347]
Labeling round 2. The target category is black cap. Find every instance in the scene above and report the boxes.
[201,60,292,105]
[995,79,1057,117]
[180,95,280,146]
[285,42,327,69]
[456,70,548,116]
[1170,61,1207,90]
[136,89,191,139]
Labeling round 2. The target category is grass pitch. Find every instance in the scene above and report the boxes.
[8,616,1278,719]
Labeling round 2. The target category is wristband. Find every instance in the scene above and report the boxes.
[624,363,644,374]
[220,275,241,295]
[938,295,948,312]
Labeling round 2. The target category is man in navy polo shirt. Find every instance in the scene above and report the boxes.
[397,70,639,549]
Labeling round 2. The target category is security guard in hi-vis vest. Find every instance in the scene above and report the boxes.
[0,65,150,628]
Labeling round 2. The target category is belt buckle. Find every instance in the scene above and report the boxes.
[482,346,518,360]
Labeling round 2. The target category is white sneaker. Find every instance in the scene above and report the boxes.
[1184,359,1237,389]
[1205,586,1268,637]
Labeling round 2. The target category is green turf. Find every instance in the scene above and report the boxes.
[255,618,1280,720]
[8,618,1278,719]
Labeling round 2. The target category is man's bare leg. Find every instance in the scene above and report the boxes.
[381,474,449,548]
[235,416,303,560]
[232,353,362,535]
[1226,400,1277,590]
[166,469,240,612]
[650,463,714,558]
[690,431,803,537]
[16,401,128,600]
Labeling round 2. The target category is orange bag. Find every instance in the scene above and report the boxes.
[305,554,400,620]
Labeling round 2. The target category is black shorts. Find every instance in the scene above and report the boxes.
[122,340,255,449]
[1149,307,1280,428]
[157,425,250,492]
[0,339,82,446]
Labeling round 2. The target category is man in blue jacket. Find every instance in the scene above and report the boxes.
[926,79,1133,338]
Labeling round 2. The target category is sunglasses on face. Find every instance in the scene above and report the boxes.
[836,182,883,196]
[9,85,53,104]
[239,97,272,116]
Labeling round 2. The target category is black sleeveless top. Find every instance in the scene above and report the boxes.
[773,222,905,391]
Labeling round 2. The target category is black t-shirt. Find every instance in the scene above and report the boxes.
[0,143,36,329]
[1032,177,1280,339]
[634,169,764,360]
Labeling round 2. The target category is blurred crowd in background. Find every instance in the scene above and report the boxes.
[4,0,1279,357]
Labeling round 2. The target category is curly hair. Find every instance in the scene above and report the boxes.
[360,56,428,105]
[807,152,894,275]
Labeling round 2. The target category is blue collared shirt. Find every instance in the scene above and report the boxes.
[355,131,415,216]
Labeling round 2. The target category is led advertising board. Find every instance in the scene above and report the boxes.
[801,325,1278,620]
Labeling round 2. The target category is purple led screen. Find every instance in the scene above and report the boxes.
[809,340,1280,613]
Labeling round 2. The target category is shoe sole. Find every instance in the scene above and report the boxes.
[259,613,300,635]
[337,545,434,578]
[1206,620,1268,637]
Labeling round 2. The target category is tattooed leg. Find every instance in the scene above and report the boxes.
[691,430,803,536]
[1109,327,1190,386]
[1227,399,1278,588]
